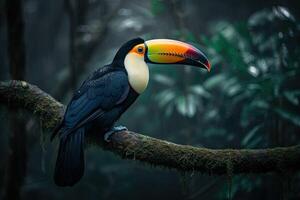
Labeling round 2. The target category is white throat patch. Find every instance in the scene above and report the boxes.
[124,53,149,94]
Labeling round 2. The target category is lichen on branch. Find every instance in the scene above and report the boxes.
[1,80,300,175]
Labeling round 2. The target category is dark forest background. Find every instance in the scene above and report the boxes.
[0,0,300,199]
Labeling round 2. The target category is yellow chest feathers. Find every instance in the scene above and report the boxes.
[124,53,149,94]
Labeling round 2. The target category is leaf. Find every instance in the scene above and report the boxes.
[253,100,269,109]
[241,125,262,147]
[274,108,300,127]
[175,95,187,116]
[247,83,261,91]
[284,90,300,105]
[174,94,199,117]
[247,136,263,148]
[203,109,219,121]
[222,77,238,91]
[151,0,165,15]
[203,128,227,138]
[220,77,243,97]
[155,89,176,107]
[203,74,227,89]
[165,103,174,117]
[186,94,199,117]
[153,74,175,86]
[240,99,269,127]
[231,92,251,105]
[189,85,211,98]
[227,84,242,97]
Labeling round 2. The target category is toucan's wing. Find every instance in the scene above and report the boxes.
[60,67,129,137]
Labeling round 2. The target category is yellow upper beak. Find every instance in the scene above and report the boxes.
[145,39,211,71]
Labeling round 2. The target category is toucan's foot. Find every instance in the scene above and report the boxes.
[104,125,128,142]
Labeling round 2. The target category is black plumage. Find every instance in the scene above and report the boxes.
[52,38,144,186]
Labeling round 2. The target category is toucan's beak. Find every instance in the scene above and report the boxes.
[145,39,211,71]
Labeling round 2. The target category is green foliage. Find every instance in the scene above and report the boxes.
[216,176,262,199]
[144,6,300,199]
[202,6,300,140]
[203,7,300,199]
[150,0,165,16]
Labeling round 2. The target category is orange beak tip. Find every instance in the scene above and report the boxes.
[207,62,211,72]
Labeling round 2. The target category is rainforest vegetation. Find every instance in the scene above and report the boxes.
[0,0,300,199]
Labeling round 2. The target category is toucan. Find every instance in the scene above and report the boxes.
[51,38,210,186]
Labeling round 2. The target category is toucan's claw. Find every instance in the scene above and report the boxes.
[104,125,128,142]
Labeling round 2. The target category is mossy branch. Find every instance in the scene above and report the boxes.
[1,80,300,175]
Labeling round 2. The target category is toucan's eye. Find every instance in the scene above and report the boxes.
[137,46,144,53]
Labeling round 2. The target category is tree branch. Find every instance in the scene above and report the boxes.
[1,80,300,175]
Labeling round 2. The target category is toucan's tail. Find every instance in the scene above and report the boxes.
[54,127,85,186]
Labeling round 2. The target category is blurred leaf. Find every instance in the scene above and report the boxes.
[231,91,252,106]
[242,125,262,147]
[175,95,187,116]
[241,99,269,127]
[189,85,211,98]
[203,128,227,138]
[165,103,174,117]
[217,176,262,199]
[153,74,175,86]
[186,94,198,117]
[174,94,199,117]
[203,74,227,89]
[247,83,261,91]
[151,0,165,16]
[221,77,243,97]
[284,90,300,105]
[155,89,176,107]
[253,100,269,109]
[247,135,263,148]
[274,108,300,126]
[227,84,242,97]
[203,109,219,121]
